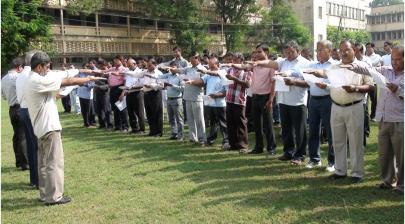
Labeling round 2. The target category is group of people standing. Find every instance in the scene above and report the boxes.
[2,39,403,206]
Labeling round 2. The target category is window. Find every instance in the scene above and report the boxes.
[392,31,397,39]
[387,31,392,40]
[387,14,392,22]
[398,13,402,22]
[318,6,322,19]
[392,13,397,22]
[328,3,331,15]
[333,4,337,15]
[381,15,385,23]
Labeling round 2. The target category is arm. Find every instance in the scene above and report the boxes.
[231,63,253,70]
[61,76,103,87]
[185,78,204,87]
[249,59,279,70]
[284,78,309,88]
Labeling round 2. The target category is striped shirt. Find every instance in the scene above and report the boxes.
[225,68,252,106]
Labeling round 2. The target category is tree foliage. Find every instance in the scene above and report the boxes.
[327,26,371,48]
[257,0,311,52]
[65,0,104,15]
[370,0,404,7]
[212,0,259,52]
[1,0,52,73]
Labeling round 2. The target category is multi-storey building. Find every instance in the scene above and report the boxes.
[367,3,404,51]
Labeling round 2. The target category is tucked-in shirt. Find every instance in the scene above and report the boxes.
[158,72,183,98]
[368,53,382,67]
[1,70,19,106]
[16,66,31,108]
[142,69,163,92]
[328,60,373,105]
[201,73,226,107]
[277,55,310,106]
[107,66,127,87]
[382,54,392,66]
[178,64,205,102]
[76,73,94,99]
[125,67,144,89]
[308,58,336,96]
[251,66,274,95]
[159,57,189,68]
[24,71,63,138]
[226,68,252,106]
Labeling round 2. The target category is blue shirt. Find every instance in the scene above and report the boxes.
[308,58,336,96]
[76,73,94,99]
[201,74,226,107]
[158,72,184,98]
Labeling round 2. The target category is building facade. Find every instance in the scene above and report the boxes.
[367,3,404,51]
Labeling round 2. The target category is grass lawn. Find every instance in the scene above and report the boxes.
[1,99,403,224]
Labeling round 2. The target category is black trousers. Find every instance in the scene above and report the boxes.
[79,98,96,127]
[207,106,228,144]
[61,96,71,113]
[9,106,28,168]
[245,95,254,132]
[95,90,113,128]
[110,86,129,130]
[226,103,248,150]
[279,104,307,160]
[20,108,38,186]
[369,85,378,119]
[126,91,145,132]
[144,90,163,135]
[252,94,276,152]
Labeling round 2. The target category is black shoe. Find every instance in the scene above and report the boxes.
[45,196,71,206]
[168,136,177,140]
[278,154,292,161]
[329,173,347,180]
[267,149,276,155]
[20,165,29,171]
[248,149,263,154]
[351,177,363,183]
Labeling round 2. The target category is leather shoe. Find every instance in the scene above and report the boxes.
[351,177,363,183]
[329,173,347,180]
[278,154,292,161]
[45,196,71,206]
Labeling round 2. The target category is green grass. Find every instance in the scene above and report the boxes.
[1,99,403,224]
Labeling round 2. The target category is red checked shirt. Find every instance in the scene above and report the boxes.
[225,68,252,106]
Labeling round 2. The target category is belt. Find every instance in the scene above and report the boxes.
[168,97,181,100]
[311,95,330,99]
[10,104,20,108]
[332,99,362,107]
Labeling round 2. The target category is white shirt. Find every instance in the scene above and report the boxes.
[1,70,19,106]
[277,55,310,106]
[16,66,31,108]
[367,53,382,67]
[382,54,392,66]
[125,67,143,88]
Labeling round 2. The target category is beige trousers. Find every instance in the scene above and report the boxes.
[378,122,404,188]
[38,131,64,203]
[331,102,364,178]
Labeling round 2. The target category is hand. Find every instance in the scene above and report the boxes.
[265,100,273,112]
[284,78,295,86]
[342,85,356,93]
[164,82,173,87]
[79,69,93,74]
[118,93,125,102]
[197,68,208,74]
[209,93,218,99]
[339,64,355,71]
[88,76,106,81]
[144,84,151,88]
[184,80,192,85]
[386,83,398,93]
[245,61,257,66]
[303,69,324,78]
[315,82,327,89]
[225,74,236,81]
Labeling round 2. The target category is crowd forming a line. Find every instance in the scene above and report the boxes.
[2,39,403,206]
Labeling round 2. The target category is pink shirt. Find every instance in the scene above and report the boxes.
[107,66,127,87]
[251,67,274,95]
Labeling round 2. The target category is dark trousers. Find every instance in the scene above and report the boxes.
[61,96,71,113]
[279,104,307,160]
[79,98,96,127]
[308,96,334,165]
[20,108,38,186]
[110,86,129,130]
[207,106,228,144]
[95,91,113,128]
[9,106,28,168]
[252,94,276,152]
[364,103,369,146]
[272,95,280,123]
[226,103,248,150]
[144,90,163,135]
[245,95,254,132]
[126,91,145,132]
[369,85,377,119]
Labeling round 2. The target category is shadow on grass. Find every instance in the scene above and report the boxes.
[1,197,42,211]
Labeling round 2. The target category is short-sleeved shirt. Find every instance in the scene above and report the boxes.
[24,71,63,138]
[178,64,205,102]
[226,68,252,106]
[329,60,374,105]
[201,73,226,107]
[382,54,392,66]
[251,66,275,95]
[277,55,310,106]
[16,66,31,108]
[76,73,94,99]
[158,72,183,98]
[1,71,19,107]
[308,58,336,96]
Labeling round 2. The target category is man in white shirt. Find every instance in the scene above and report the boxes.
[24,51,103,206]
[382,41,393,66]
[366,42,382,67]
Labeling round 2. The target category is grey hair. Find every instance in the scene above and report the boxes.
[284,41,300,51]
[25,50,39,66]
[317,40,333,50]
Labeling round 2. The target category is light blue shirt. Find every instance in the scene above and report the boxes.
[158,72,184,98]
[201,74,226,107]
[76,73,94,99]
[277,55,310,106]
[308,58,336,96]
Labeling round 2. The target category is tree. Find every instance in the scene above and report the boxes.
[257,0,311,52]
[212,0,259,52]
[327,26,371,48]
[1,0,52,74]
[370,0,403,7]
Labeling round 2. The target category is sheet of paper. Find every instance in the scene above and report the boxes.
[59,85,78,96]
[274,76,290,92]
[371,70,389,90]
[202,95,215,106]
[115,97,127,111]
[302,73,323,86]
[326,68,351,88]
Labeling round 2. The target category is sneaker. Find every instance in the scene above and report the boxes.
[305,161,322,169]
[326,164,335,172]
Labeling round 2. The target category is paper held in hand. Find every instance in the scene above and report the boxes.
[274,75,290,92]
[326,68,353,88]
[371,70,389,90]
[302,73,323,86]
[115,97,127,111]
[59,85,78,96]
[202,95,215,106]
